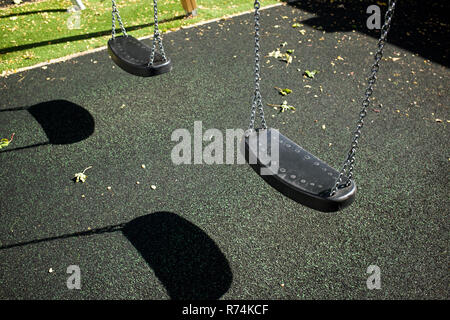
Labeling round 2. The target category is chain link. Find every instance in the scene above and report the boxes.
[111,0,128,39]
[330,0,396,196]
[149,0,168,66]
[249,0,267,130]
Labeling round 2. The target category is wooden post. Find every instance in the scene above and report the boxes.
[181,0,198,16]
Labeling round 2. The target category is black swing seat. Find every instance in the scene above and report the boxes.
[242,128,356,212]
[107,35,172,77]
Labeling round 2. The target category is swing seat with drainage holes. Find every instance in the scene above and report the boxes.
[242,128,356,212]
[107,35,172,77]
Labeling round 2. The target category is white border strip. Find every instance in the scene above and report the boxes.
[1,2,283,77]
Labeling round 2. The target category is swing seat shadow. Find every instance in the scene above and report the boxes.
[122,212,233,300]
[0,212,233,300]
[0,100,95,152]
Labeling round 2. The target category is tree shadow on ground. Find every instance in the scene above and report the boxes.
[0,212,233,300]
[0,99,95,153]
[0,9,67,19]
[0,14,186,55]
[285,0,449,67]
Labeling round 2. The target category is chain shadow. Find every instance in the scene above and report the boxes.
[0,99,95,153]
[285,0,449,67]
[0,211,233,300]
[0,15,186,55]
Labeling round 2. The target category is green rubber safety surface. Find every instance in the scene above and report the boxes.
[0,2,448,299]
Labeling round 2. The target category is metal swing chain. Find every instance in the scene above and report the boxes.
[149,0,168,66]
[330,0,396,196]
[111,0,128,39]
[249,0,267,130]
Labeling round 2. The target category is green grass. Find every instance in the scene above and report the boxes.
[0,0,280,74]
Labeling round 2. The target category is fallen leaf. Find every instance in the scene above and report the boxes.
[74,172,87,183]
[283,54,293,66]
[267,101,295,113]
[268,49,283,59]
[73,166,92,183]
[275,87,292,96]
[0,133,14,150]
[304,70,319,78]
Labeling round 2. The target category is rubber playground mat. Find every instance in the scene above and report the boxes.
[0,1,448,299]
